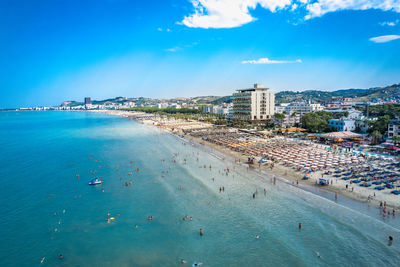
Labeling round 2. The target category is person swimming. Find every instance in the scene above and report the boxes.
[255,235,260,239]
[200,229,203,236]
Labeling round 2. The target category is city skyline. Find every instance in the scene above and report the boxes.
[1,0,400,108]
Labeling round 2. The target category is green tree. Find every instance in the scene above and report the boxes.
[366,104,400,118]
[392,136,400,145]
[367,115,390,135]
[301,111,333,133]
[370,130,382,144]
[333,111,349,119]
[273,113,285,120]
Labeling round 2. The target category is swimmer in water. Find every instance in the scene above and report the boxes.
[200,229,203,236]
[59,254,63,260]
[316,252,321,258]
[255,235,260,239]
[299,223,302,231]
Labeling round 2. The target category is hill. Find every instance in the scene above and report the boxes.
[60,83,400,107]
[274,83,400,103]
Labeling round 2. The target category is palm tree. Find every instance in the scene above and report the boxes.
[370,130,382,144]
[392,136,400,145]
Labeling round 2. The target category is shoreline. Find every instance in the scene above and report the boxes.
[87,109,400,210]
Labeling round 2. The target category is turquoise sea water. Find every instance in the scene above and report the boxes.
[0,111,399,267]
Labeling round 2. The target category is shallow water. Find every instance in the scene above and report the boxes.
[0,111,399,266]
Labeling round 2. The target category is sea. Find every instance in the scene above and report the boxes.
[0,111,399,267]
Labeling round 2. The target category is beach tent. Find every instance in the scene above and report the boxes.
[319,131,363,140]
[318,177,329,185]
[385,146,400,150]
[258,158,268,163]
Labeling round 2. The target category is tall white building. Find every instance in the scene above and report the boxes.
[233,84,275,121]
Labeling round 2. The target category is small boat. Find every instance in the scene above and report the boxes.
[89,178,102,185]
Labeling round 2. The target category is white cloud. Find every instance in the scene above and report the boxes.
[305,0,400,20]
[165,46,180,52]
[242,57,302,64]
[181,0,292,29]
[180,0,400,28]
[369,34,400,43]
[158,28,172,32]
[380,19,399,26]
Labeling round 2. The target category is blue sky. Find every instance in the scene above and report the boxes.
[1,0,400,108]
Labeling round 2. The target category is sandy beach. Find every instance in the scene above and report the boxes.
[89,109,400,209]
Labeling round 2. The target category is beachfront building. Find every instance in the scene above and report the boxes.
[274,103,290,114]
[233,84,275,121]
[387,119,400,142]
[157,103,169,109]
[328,118,356,132]
[275,102,324,117]
[272,111,301,128]
[325,109,362,120]
[203,104,233,118]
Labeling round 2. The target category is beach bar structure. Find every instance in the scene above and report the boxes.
[318,131,364,141]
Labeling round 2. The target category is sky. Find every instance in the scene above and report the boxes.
[1,0,400,108]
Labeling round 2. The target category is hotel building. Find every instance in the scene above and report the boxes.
[233,84,275,121]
